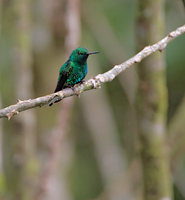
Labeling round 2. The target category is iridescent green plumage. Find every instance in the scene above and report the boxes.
[54,47,99,92]
[49,47,99,106]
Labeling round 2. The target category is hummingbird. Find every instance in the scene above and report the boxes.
[49,47,99,106]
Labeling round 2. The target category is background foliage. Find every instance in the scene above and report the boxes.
[0,0,185,200]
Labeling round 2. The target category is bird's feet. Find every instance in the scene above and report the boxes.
[71,86,81,97]
[49,95,61,106]
[79,80,85,84]
[71,82,84,97]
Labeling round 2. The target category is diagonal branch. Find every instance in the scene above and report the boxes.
[0,24,185,120]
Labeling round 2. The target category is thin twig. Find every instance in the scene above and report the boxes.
[0,24,185,119]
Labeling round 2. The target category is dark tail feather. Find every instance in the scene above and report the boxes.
[49,74,67,106]
[54,82,63,93]
[54,73,68,93]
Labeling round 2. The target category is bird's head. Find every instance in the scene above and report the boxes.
[70,47,99,63]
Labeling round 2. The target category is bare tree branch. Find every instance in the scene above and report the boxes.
[0,24,185,120]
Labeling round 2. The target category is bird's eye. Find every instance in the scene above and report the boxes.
[77,52,83,55]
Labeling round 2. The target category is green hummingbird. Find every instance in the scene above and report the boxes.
[49,47,99,106]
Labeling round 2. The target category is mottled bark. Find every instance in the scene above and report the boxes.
[136,0,172,199]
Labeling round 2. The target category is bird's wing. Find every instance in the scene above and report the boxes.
[54,61,73,92]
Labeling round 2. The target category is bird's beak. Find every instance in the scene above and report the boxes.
[87,51,100,55]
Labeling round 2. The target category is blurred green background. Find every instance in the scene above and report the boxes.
[0,0,185,200]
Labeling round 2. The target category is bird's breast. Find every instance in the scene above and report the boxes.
[66,63,87,86]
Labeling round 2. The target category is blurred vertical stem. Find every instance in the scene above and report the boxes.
[14,0,37,196]
[3,0,37,199]
[81,62,126,199]
[36,0,81,199]
[136,0,172,200]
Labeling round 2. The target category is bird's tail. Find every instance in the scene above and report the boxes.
[54,71,69,93]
